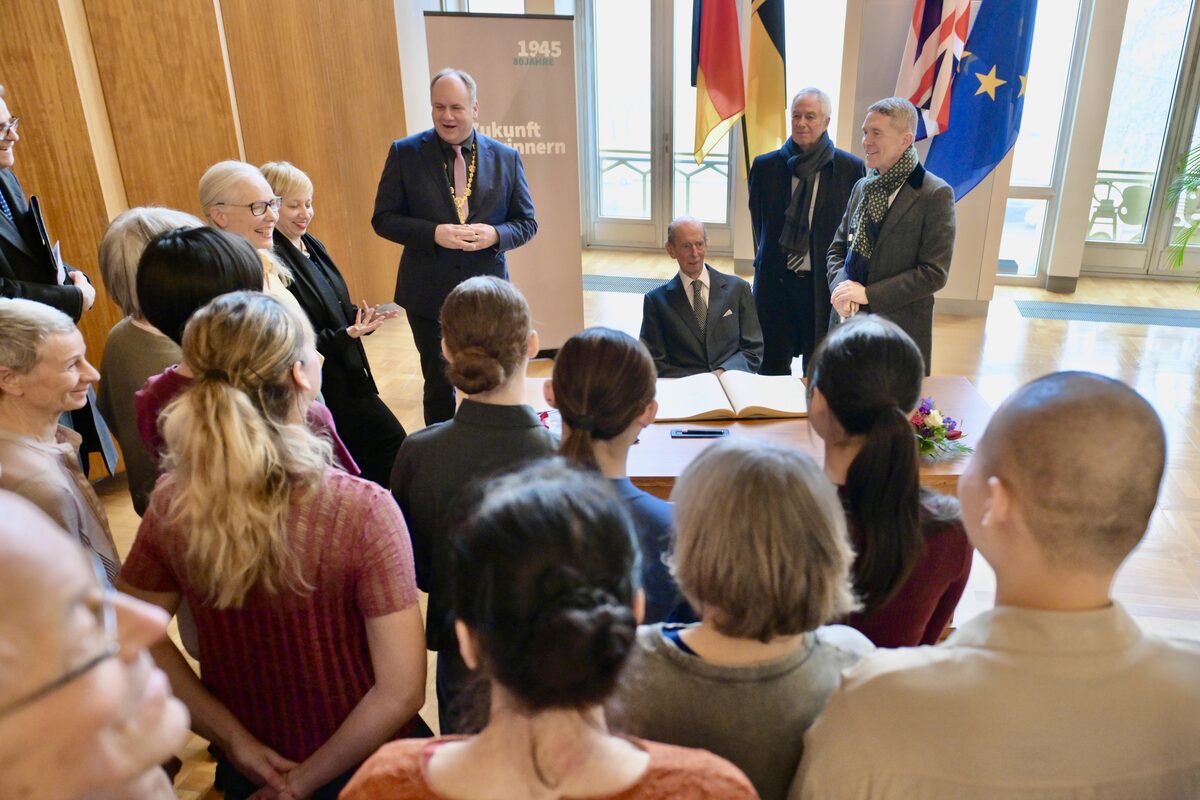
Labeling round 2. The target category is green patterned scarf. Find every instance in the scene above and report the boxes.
[849,144,919,262]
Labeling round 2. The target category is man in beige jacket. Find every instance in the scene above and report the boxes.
[793,371,1200,799]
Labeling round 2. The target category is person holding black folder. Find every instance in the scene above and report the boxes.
[0,87,96,321]
[0,86,114,476]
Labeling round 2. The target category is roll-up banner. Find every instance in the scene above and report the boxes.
[425,12,584,350]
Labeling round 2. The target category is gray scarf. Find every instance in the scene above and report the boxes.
[778,132,835,270]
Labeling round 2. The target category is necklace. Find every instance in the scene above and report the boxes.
[450,144,477,224]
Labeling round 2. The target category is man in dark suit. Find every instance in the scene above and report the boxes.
[0,87,95,321]
[0,87,113,476]
[828,97,955,374]
[640,216,763,378]
[749,87,864,376]
[373,68,537,425]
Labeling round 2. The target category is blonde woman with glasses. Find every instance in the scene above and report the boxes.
[199,160,307,325]
[120,292,427,800]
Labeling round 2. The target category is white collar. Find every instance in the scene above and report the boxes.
[679,267,709,292]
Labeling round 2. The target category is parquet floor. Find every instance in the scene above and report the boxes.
[92,249,1200,797]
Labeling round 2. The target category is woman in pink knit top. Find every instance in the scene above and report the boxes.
[343,460,758,800]
[119,292,427,800]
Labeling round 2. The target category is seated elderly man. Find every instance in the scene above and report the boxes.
[0,490,188,799]
[640,216,763,378]
[793,372,1200,799]
[0,298,120,585]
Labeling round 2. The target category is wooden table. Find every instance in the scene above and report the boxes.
[526,376,993,499]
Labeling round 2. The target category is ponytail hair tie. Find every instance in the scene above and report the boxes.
[571,414,596,433]
[201,368,230,383]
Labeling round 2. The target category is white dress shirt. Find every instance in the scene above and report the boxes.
[680,267,710,312]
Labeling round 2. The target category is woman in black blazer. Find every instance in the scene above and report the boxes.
[262,161,406,486]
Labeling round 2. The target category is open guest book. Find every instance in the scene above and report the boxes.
[654,371,808,421]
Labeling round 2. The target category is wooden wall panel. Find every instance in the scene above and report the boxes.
[220,0,407,305]
[84,0,241,216]
[0,2,122,361]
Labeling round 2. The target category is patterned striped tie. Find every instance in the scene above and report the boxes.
[0,189,13,225]
[693,280,707,335]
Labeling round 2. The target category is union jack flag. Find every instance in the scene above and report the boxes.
[895,0,981,140]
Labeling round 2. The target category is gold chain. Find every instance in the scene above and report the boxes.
[450,145,477,224]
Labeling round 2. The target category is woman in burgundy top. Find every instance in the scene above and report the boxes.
[131,226,359,476]
[344,460,757,800]
[807,316,972,647]
[119,292,426,800]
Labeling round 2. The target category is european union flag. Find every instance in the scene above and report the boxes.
[924,0,1037,200]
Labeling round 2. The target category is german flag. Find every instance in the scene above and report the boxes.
[691,0,745,164]
[743,0,786,169]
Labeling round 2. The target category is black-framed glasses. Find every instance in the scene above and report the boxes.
[0,556,119,719]
[0,117,19,138]
[218,196,281,217]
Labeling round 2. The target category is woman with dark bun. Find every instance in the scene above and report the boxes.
[390,275,556,734]
[345,460,758,800]
[807,314,972,647]
[612,438,869,800]
[547,326,693,623]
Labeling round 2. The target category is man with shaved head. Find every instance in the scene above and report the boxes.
[0,490,188,799]
[792,372,1200,799]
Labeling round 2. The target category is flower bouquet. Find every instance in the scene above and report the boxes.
[911,397,972,459]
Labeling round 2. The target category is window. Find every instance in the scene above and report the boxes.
[1087,0,1192,244]
[999,0,1083,278]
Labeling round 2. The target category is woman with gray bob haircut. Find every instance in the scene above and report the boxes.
[0,298,122,586]
[96,206,204,516]
[611,438,873,800]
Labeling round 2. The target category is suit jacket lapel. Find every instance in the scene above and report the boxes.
[0,170,33,256]
[666,275,704,344]
[877,184,919,247]
[421,132,460,221]
[705,266,730,332]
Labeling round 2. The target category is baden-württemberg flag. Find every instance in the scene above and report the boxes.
[691,0,745,164]
[924,0,1038,200]
[743,0,786,168]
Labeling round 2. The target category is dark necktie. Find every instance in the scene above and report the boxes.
[0,189,14,225]
[692,280,707,335]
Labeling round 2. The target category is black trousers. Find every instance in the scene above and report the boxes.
[755,271,816,377]
[407,311,456,426]
[320,386,406,487]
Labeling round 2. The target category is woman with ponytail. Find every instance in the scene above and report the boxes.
[547,326,693,623]
[345,459,757,800]
[119,292,428,800]
[807,314,972,647]
[390,275,556,734]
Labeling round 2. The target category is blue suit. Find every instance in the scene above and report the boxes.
[372,129,537,319]
[372,129,536,422]
[611,478,696,624]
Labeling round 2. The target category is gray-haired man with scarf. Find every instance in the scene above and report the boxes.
[749,88,864,376]
[828,97,955,375]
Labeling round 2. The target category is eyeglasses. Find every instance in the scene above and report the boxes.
[218,196,281,217]
[0,556,119,720]
[0,117,19,138]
